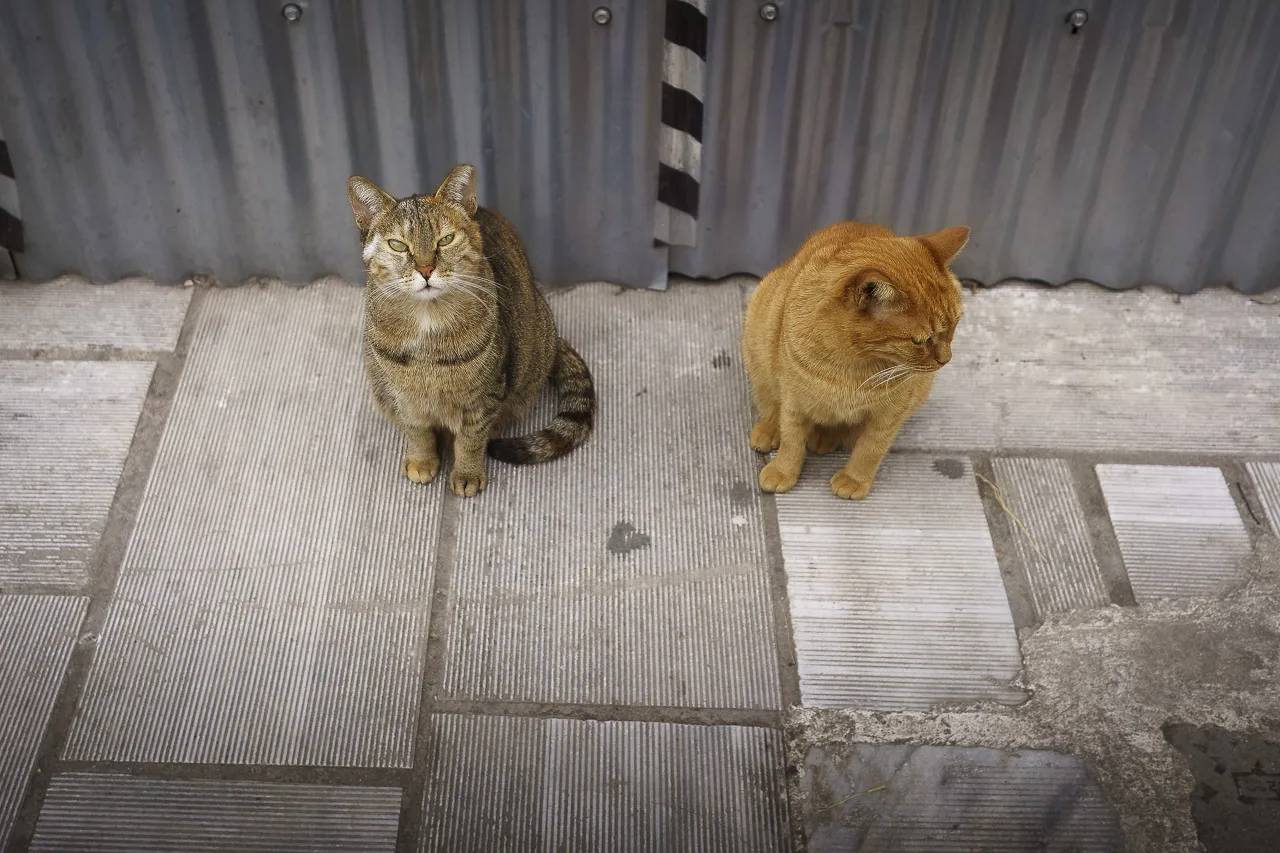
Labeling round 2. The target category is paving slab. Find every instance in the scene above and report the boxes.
[894,284,1280,454]
[1096,465,1250,602]
[0,279,190,351]
[990,457,1110,620]
[0,361,154,585]
[1164,723,1280,853]
[420,714,789,852]
[29,773,401,852]
[776,455,1023,709]
[799,743,1122,852]
[441,284,781,709]
[0,595,88,849]
[65,283,442,766]
[1246,462,1280,535]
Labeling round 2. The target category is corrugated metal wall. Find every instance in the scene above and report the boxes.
[1,0,1278,292]
[0,0,667,287]
[670,0,1280,293]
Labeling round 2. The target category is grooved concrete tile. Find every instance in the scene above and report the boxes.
[421,714,789,853]
[1097,465,1250,601]
[0,596,88,849]
[776,455,1023,709]
[0,279,190,350]
[990,457,1109,619]
[893,284,1280,454]
[0,361,154,585]
[1247,462,1280,535]
[442,284,780,709]
[65,284,441,766]
[30,774,401,852]
[801,743,1122,852]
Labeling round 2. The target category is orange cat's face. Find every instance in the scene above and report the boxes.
[826,227,969,371]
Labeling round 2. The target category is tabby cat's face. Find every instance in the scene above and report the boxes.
[830,227,969,372]
[348,166,487,304]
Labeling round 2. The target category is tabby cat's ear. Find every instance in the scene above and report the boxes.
[435,164,478,217]
[919,226,971,266]
[348,177,396,233]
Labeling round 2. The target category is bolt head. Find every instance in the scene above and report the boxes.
[593,6,612,25]
[281,3,302,22]
[760,3,780,22]
[1068,8,1089,28]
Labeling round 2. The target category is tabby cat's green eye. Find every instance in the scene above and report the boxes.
[387,239,408,252]
[437,233,455,247]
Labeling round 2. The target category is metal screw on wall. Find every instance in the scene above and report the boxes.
[760,3,780,22]
[593,6,612,26]
[1066,8,1088,34]
[281,3,302,23]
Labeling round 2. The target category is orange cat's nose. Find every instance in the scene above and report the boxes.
[933,342,952,365]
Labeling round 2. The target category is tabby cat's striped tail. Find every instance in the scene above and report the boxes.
[487,339,595,465]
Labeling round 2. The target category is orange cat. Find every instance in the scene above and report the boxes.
[742,221,969,499]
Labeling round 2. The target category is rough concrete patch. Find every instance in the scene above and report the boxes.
[1164,722,1280,852]
[787,553,1280,853]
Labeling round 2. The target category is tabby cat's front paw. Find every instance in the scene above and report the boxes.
[759,461,799,494]
[450,469,487,498]
[750,420,780,453]
[404,457,439,484]
[830,470,872,500]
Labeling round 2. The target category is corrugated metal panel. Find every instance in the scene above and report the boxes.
[2,1,1278,292]
[671,0,1280,293]
[0,1,667,287]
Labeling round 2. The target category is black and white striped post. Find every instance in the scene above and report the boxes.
[0,123,21,278]
[654,0,707,248]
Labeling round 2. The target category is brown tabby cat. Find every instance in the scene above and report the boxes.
[347,164,595,497]
[742,221,969,499]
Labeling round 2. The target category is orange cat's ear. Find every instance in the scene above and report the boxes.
[845,277,899,317]
[920,226,971,266]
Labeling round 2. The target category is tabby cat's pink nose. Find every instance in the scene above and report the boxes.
[416,265,434,278]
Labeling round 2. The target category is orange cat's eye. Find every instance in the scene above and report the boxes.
[912,337,927,346]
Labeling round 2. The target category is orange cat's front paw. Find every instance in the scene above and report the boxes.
[404,457,439,484]
[750,420,780,453]
[830,470,872,500]
[759,461,799,494]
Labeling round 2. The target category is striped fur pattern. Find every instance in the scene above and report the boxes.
[743,221,970,500]
[348,164,595,497]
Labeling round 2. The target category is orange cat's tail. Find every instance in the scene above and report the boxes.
[487,339,595,465]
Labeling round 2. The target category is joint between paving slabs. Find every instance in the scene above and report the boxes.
[5,289,206,853]
[397,483,463,853]
[757,488,804,710]
[971,454,1040,634]
[1068,459,1138,609]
